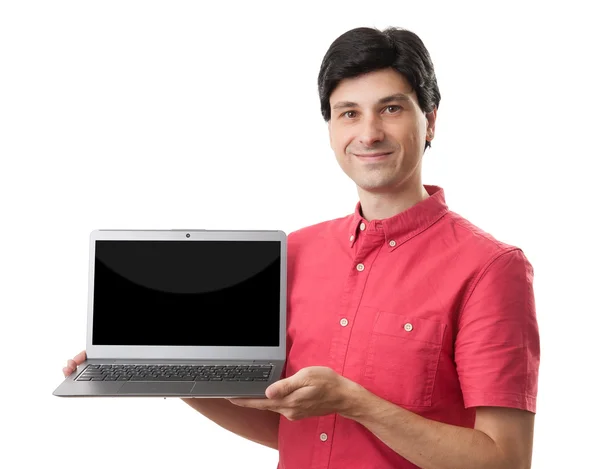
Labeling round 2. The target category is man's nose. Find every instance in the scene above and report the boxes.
[358,115,385,147]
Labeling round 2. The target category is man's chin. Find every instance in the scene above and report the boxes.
[355,180,396,193]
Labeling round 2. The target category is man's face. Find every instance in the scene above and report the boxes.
[328,68,435,193]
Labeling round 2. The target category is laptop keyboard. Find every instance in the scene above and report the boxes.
[75,364,273,382]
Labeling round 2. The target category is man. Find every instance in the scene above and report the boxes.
[64,27,540,469]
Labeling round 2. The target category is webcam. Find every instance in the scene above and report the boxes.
[186,233,190,238]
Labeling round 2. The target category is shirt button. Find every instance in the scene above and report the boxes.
[356,263,365,271]
[359,222,366,231]
[404,323,413,332]
[389,240,396,247]
[350,235,354,242]
[340,318,348,327]
[320,432,328,442]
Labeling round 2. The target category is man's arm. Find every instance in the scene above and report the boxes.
[230,367,532,468]
[181,398,280,450]
[342,385,535,469]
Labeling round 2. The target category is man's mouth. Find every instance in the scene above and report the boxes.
[354,151,393,159]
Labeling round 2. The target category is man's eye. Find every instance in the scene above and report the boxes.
[385,105,402,113]
[342,111,356,118]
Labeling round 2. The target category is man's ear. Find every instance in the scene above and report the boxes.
[426,107,437,139]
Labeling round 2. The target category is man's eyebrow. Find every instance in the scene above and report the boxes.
[331,93,411,111]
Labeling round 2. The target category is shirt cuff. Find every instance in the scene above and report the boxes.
[462,391,537,413]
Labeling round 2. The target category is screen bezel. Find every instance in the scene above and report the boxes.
[85,229,287,361]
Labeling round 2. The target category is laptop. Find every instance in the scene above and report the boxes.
[53,229,287,398]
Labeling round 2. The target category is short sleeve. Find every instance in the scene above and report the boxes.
[455,248,540,412]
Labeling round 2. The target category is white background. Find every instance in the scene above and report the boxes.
[1,1,598,468]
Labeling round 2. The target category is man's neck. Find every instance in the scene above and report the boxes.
[357,182,430,221]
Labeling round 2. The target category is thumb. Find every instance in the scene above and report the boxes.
[265,378,296,399]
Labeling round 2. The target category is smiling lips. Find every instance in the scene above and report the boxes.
[354,151,393,159]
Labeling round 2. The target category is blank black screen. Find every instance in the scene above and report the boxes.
[92,240,281,346]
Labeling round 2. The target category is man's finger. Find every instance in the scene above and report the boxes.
[265,376,302,400]
[73,350,86,364]
[228,398,274,410]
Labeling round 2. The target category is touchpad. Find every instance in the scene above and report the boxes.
[118,382,194,395]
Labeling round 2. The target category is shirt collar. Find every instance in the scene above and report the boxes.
[349,185,449,250]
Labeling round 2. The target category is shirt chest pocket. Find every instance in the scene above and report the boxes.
[362,311,446,408]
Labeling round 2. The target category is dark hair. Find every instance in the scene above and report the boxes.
[318,27,441,150]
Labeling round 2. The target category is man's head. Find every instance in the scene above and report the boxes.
[318,27,441,194]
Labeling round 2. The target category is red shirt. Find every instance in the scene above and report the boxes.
[277,185,540,469]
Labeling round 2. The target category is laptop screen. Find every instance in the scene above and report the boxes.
[92,240,281,347]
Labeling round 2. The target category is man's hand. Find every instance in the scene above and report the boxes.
[228,366,361,421]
